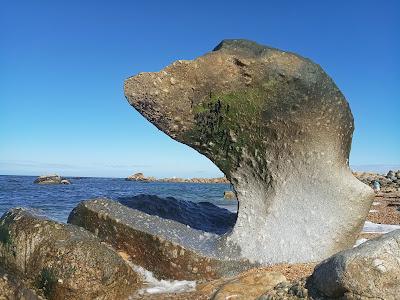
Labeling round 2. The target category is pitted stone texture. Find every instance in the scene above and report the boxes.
[0,208,140,300]
[124,39,374,263]
[309,229,400,299]
[68,198,256,281]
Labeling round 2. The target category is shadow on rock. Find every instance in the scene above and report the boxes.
[117,194,237,235]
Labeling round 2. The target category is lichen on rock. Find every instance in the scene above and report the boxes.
[124,39,374,264]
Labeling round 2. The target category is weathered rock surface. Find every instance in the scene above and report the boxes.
[124,39,373,263]
[68,198,255,281]
[0,208,140,299]
[309,229,400,299]
[33,175,64,185]
[0,267,42,300]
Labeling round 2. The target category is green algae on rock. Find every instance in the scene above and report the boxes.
[124,39,374,264]
[0,208,140,299]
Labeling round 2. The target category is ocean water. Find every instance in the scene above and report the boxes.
[0,175,237,224]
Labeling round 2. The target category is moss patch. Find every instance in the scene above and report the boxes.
[0,225,12,245]
[37,267,58,298]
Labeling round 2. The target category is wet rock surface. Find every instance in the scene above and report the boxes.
[0,208,140,299]
[124,39,374,263]
[309,229,400,299]
[68,198,256,281]
[118,194,236,234]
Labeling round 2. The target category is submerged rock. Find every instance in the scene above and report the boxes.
[0,208,140,299]
[223,191,235,200]
[124,39,373,263]
[68,198,256,281]
[309,229,400,299]
[33,174,63,185]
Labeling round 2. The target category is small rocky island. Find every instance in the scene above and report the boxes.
[1,40,399,299]
[33,174,71,185]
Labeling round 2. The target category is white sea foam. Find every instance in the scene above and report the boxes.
[131,264,196,295]
[354,238,368,247]
[362,221,400,234]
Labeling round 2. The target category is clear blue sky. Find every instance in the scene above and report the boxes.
[0,0,399,177]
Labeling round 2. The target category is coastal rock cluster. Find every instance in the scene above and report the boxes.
[126,172,229,184]
[125,38,373,263]
[355,170,400,192]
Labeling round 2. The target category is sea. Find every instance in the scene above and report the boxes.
[0,175,237,229]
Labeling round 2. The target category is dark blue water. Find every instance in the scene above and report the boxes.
[0,175,237,223]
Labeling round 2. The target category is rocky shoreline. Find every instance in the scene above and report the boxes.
[125,172,229,184]
[1,170,399,299]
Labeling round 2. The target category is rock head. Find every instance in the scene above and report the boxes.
[124,39,373,263]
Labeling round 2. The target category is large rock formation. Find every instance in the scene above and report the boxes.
[0,208,140,299]
[124,39,373,263]
[309,229,400,299]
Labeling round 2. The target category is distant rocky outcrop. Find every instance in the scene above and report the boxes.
[159,177,229,184]
[124,39,373,263]
[354,171,400,191]
[126,172,156,182]
[33,174,70,185]
[125,172,229,184]
[0,208,140,299]
[308,229,400,299]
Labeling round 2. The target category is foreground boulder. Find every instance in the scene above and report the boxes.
[124,39,373,263]
[309,229,400,299]
[0,208,140,299]
[33,175,69,185]
[68,198,255,281]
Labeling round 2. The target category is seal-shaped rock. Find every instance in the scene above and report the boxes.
[124,39,373,263]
